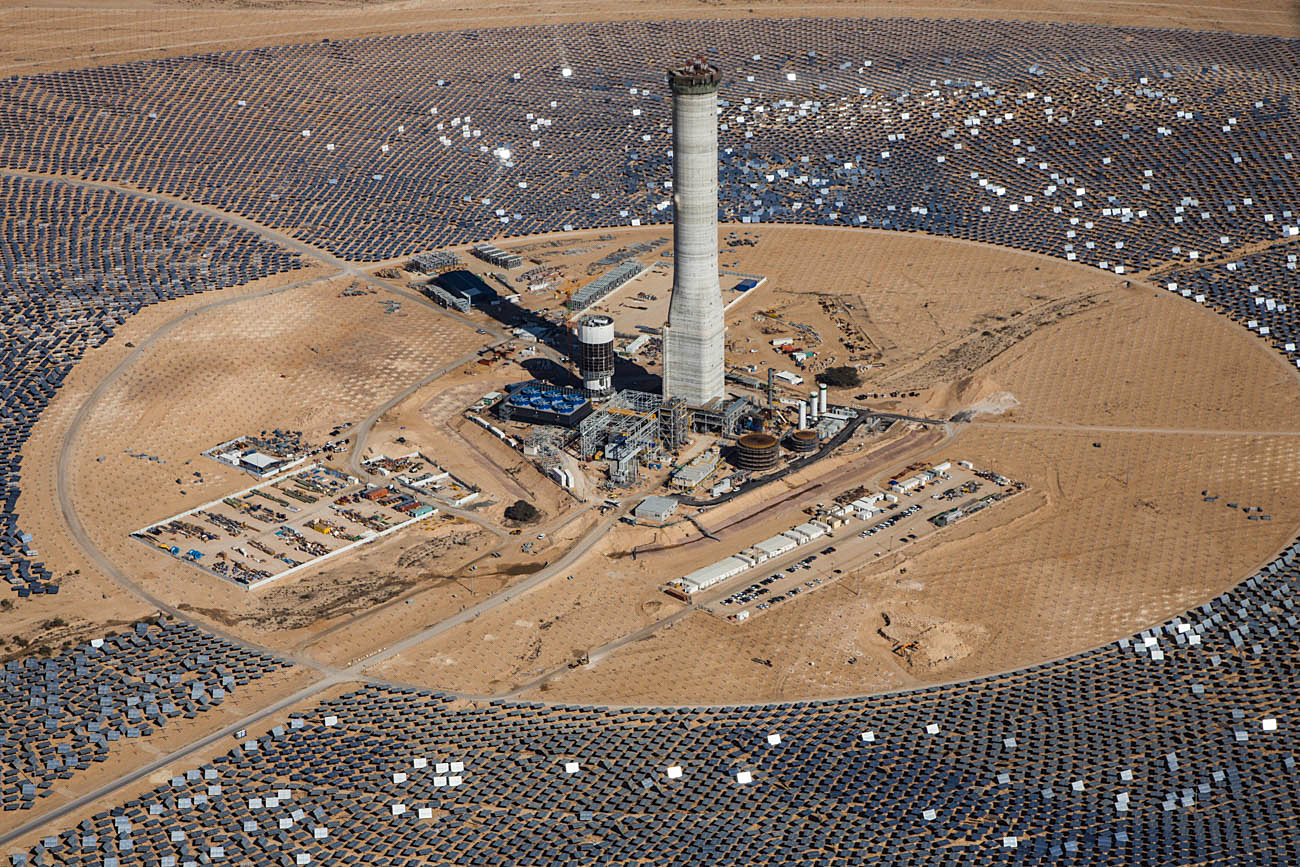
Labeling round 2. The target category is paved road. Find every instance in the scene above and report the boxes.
[0,673,343,846]
[352,507,627,674]
[502,425,958,696]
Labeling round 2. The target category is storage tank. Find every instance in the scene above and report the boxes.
[734,432,780,471]
[819,384,828,415]
[576,314,616,399]
[798,401,808,429]
[785,429,819,454]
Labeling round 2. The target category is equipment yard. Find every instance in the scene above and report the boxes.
[131,463,437,589]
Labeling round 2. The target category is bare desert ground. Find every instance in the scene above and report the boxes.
[19,226,1300,709]
[358,224,1300,702]
[7,265,331,662]
[24,272,505,654]
[0,0,1294,78]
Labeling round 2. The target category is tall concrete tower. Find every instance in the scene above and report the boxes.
[661,56,726,408]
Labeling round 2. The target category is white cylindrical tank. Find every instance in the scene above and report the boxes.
[577,314,616,399]
[809,390,819,421]
[798,401,808,428]
[819,384,828,415]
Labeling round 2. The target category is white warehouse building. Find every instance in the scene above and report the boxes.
[680,556,751,595]
[753,534,798,559]
[783,521,829,544]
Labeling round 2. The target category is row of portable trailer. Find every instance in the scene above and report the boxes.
[672,520,843,597]
[671,490,926,597]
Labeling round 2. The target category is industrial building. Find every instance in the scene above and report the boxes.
[575,315,616,399]
[406,250,461,273]
[496,381,593,428]
[889,462,953,494]
[752,534,797,560]
[785,429,819,454]
[426,269,496,312]
[567,262,647,312]
[668,517,834,597]
[733,432,780,471]
[634,495,679,524]
[471,242,523,269]
[679,556,750,595]
[661,57,727,409]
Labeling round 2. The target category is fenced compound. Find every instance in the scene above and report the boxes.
[0,176,304,601]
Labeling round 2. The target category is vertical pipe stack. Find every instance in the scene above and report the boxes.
[661,56,726,408]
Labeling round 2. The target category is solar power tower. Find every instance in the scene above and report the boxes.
[661,55,726,408]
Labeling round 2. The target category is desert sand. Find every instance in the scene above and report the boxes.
[354,225,1300,702]
[19,225,1300,709]
[5,3,1298,849]
[0,0,1294,79]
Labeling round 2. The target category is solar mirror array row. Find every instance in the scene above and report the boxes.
[9,539,1300,865]
[1,621,289,812]
[1,15,1299,865]
[0,18,1292,291]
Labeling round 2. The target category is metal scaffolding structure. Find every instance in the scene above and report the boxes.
[658,395,689,450]
[576,389,661,461]
[567,261,646,312]
[522,426,574,459]
[691,395,748,437]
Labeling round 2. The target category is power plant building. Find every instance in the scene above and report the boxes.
[576,315,616,399]
[496,381,593,428]
[661,57,726,409]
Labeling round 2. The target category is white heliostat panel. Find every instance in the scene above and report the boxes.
[662,65,726,407]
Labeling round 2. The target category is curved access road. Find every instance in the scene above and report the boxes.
[54,269,345,670]
[0,168,516,346]
[352,506,628,674]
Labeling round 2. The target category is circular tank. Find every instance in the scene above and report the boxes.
[734,432,780,471]
[577,314,616,346]
[785,429,820,454]
[576,314,616,398]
